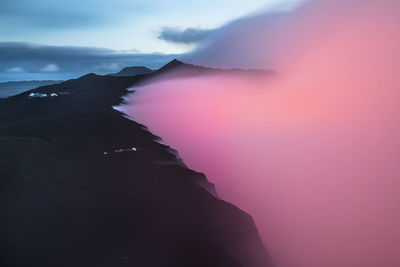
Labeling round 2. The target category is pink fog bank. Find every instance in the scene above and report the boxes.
[119,0,400,266]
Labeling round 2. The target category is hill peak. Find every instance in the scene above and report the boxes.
[109,66,153,77]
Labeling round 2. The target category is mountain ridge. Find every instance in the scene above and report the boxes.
[108,66,153,77]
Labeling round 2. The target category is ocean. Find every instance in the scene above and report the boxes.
[0,80,62,98]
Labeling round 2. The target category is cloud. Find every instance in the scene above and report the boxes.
[6,67,25,73]
[41,64,60,72]
[158,27,214,44]
[124,1,400,266]
[180,11,290,70]
[157,1,304,48]
[0,42,177,81]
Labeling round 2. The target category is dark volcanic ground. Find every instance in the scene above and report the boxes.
[0,63,271,267]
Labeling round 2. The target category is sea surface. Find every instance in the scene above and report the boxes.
[0,80,62,98]
[0,88,27,98]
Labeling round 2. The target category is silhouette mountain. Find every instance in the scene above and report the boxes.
[109,66,153,76]
[134,59,274,87]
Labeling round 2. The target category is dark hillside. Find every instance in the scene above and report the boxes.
[0,61,271,267]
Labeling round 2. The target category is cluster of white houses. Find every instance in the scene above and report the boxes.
[29,92,58,98]
[103,147,137,155]
[28,91,70,98]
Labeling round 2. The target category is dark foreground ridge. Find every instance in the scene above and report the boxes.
[0,60,272,267]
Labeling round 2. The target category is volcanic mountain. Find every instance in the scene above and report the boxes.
[109,66,153,77]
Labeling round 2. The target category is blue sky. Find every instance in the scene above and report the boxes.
[0,0,298,81]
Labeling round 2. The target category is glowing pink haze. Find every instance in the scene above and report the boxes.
[119,0,400,266]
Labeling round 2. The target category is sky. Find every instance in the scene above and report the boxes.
[0,0,299,81]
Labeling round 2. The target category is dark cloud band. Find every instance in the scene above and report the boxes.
[0,42,177,81]
[158,27,214,44]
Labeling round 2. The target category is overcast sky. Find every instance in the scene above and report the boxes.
[0,0,299,81]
